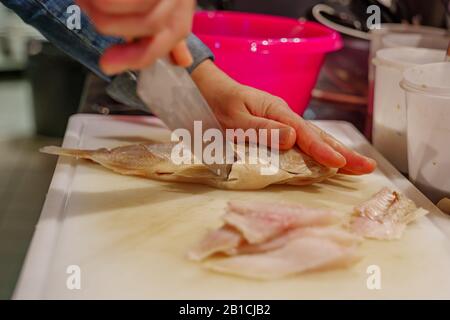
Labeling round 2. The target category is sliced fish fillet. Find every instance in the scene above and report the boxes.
[188,201,361,280]
[40,143,337,190]
[223,227,361,256]
[187,226,242,261]
[350,188,429,240]
[205,237,361,280]
[224,201,340,244]
[188,201,341,260]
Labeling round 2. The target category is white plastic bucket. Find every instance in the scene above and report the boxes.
[382,33,450,51]
[401,62,450,203]
[367,24,447,134]
[372,47,446,173]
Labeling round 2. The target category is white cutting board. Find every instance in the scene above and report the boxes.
[13,115,450,300]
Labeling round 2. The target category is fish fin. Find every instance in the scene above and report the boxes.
[39,146,97,160]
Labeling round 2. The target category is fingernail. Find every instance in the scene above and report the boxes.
[279,127,295,138]
[328,146,346,168]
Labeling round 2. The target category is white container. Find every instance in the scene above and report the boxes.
[401,62,450,203]
[367,24,447,132]
[369,24,447,83]
[372,47,446,173]
[382,33,450,51]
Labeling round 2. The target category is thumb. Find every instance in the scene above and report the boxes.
[171,40,193,67]
[237,113,297,150]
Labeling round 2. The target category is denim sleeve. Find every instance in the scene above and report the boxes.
[0,0,214,108]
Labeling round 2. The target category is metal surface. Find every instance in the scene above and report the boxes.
[137,58,232,179]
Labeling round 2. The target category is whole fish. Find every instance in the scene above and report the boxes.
[40,143,337,190]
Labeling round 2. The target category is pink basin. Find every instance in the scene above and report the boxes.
[193,11,343,115]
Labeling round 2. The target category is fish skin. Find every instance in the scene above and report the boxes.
[350,188,429,240]
[40,143,337,190]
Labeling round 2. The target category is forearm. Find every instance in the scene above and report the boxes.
[191,59,240,113]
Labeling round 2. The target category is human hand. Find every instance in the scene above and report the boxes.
[76,0,195,74]
[192,60,377,175]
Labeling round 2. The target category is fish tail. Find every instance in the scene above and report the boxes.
[40,146,95,160]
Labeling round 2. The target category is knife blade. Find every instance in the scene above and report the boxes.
[137,58,233,179]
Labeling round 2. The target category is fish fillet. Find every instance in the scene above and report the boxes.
[187,226,242,261]
[205,237,361,280]
[40,143,337,190]
[350,188,429,240]
[224,201,340,244]
[188,201,361,280]
[193,226,361,259]
[189,201,343,261]
[235,227,362,255]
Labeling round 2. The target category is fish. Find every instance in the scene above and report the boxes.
[188,201,361,280]
[40,143,337,190]
[349,187,429,240]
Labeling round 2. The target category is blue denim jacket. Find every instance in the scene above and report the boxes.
[1,0,214,110]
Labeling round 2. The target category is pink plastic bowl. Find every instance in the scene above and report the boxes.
[193,11,343,115]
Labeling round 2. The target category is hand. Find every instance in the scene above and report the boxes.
[76,0,195,74]
[192,60,377,175]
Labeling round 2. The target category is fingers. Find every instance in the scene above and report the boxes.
[295,120,347,168]
[231,112,297,150]
[100,28,180,74]
[89,0,158,15]
[338,168,366,175]
[306,122,377,174]
[100,37,151,74]
[171,41,194,67]
[77,0,177,38]
[258,100,347,168]
[77,0,194,73]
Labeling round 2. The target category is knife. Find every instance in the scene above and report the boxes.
[137,58,233,179]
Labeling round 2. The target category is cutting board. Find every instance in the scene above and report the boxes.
[13,115,450,299]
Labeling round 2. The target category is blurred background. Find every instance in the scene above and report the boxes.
[0,0,449,299]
